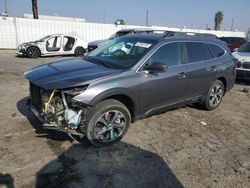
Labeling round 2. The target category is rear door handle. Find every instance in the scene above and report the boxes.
[210,66,217,71]
[178,72,186,78]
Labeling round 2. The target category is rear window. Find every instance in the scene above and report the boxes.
[220,37,245,44]
[207,44,225,58]
[185,42,207,63]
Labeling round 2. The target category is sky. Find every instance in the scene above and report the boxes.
[1,0,250,32]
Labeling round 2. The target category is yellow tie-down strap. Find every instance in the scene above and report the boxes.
[44,90,56,114]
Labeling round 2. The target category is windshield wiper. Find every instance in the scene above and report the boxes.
[85,57,112,68]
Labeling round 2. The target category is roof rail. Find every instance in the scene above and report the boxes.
[162,31,218,39]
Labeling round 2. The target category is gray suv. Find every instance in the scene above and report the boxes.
[25,33,236,146]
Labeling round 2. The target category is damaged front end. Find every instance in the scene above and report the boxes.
[28,83,89,138]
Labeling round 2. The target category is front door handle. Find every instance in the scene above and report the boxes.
[178,72,186,78]
[210,66,217,71]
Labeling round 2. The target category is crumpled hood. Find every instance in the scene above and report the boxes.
[20,41,41,48]
[25,57,122,90]
[232,52,250,62]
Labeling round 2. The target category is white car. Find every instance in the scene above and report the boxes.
[232,41,250,79]
[16,34,88,58]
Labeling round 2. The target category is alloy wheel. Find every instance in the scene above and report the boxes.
[93,110,126,143]
[209,84,223,107]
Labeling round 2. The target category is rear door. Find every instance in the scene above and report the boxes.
[63,36,76,53]
[184,42,225,99]
[139,42,188,114]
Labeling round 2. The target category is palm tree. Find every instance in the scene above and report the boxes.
[214,11,223,30]
[31,0,39,19]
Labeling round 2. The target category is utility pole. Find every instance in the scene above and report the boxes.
[3,0,8,16]
[31,0,39,19]
[146,10,149,26]
[230,18,234,31]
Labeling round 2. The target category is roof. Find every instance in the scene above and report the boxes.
[117,28,155,32]
[119,31,219,42]
[121,33,165,41]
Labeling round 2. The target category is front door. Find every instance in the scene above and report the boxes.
[46,36,62,52]
[139,42,188,114]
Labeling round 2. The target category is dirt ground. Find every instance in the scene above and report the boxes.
[0,50,250,188]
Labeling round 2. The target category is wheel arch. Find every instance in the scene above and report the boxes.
[216,76,227,94]
[89,89,137,123]
[27,45,41,55]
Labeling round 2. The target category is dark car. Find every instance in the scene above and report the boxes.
[219,36,246,52]
[25,33,236,147]
[87,28,155,52]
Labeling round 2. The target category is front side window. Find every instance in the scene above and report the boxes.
[144,42,182,68]
[238,42,250,52]
[86,37,157,69]
[185,42,207,63]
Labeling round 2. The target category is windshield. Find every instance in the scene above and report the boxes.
[36,35,51,42]
[108,31,130,40]
[85,37,157,69]
[238,42,250,52]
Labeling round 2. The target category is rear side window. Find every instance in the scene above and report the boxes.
[205,45,214,60]
[185,42,207,63]
[207,44,225,58]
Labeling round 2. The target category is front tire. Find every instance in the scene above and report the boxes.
[84,99,131,147]
[26,47,40,58]
[74,47,86,56]
[202,80,225,110]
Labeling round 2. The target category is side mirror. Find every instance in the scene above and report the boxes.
[145,62,167,73]
[233,48,238,52]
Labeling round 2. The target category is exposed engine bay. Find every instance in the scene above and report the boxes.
[29,83,87,138]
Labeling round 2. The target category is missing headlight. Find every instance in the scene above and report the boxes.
[63,85,88,96]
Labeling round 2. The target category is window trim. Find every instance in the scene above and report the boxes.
[136,40,227,72]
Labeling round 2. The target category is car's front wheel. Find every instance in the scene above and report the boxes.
[202,79,225,110]
[26,46,40,58]
[84,99,131,147]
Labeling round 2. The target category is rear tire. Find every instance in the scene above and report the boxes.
[83,99,131,147]
[74,47,86,56]
[26,47,40,58]
[201,80,225,110]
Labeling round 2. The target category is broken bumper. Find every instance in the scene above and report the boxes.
[30,105,85,137]
[16,49,26,56]
[30,105,58,128]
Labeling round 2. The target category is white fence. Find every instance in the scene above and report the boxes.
[0,17,247,49]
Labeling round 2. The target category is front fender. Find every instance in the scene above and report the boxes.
[89,88,137,106]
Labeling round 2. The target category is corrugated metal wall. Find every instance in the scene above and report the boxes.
[0,17,246,49]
